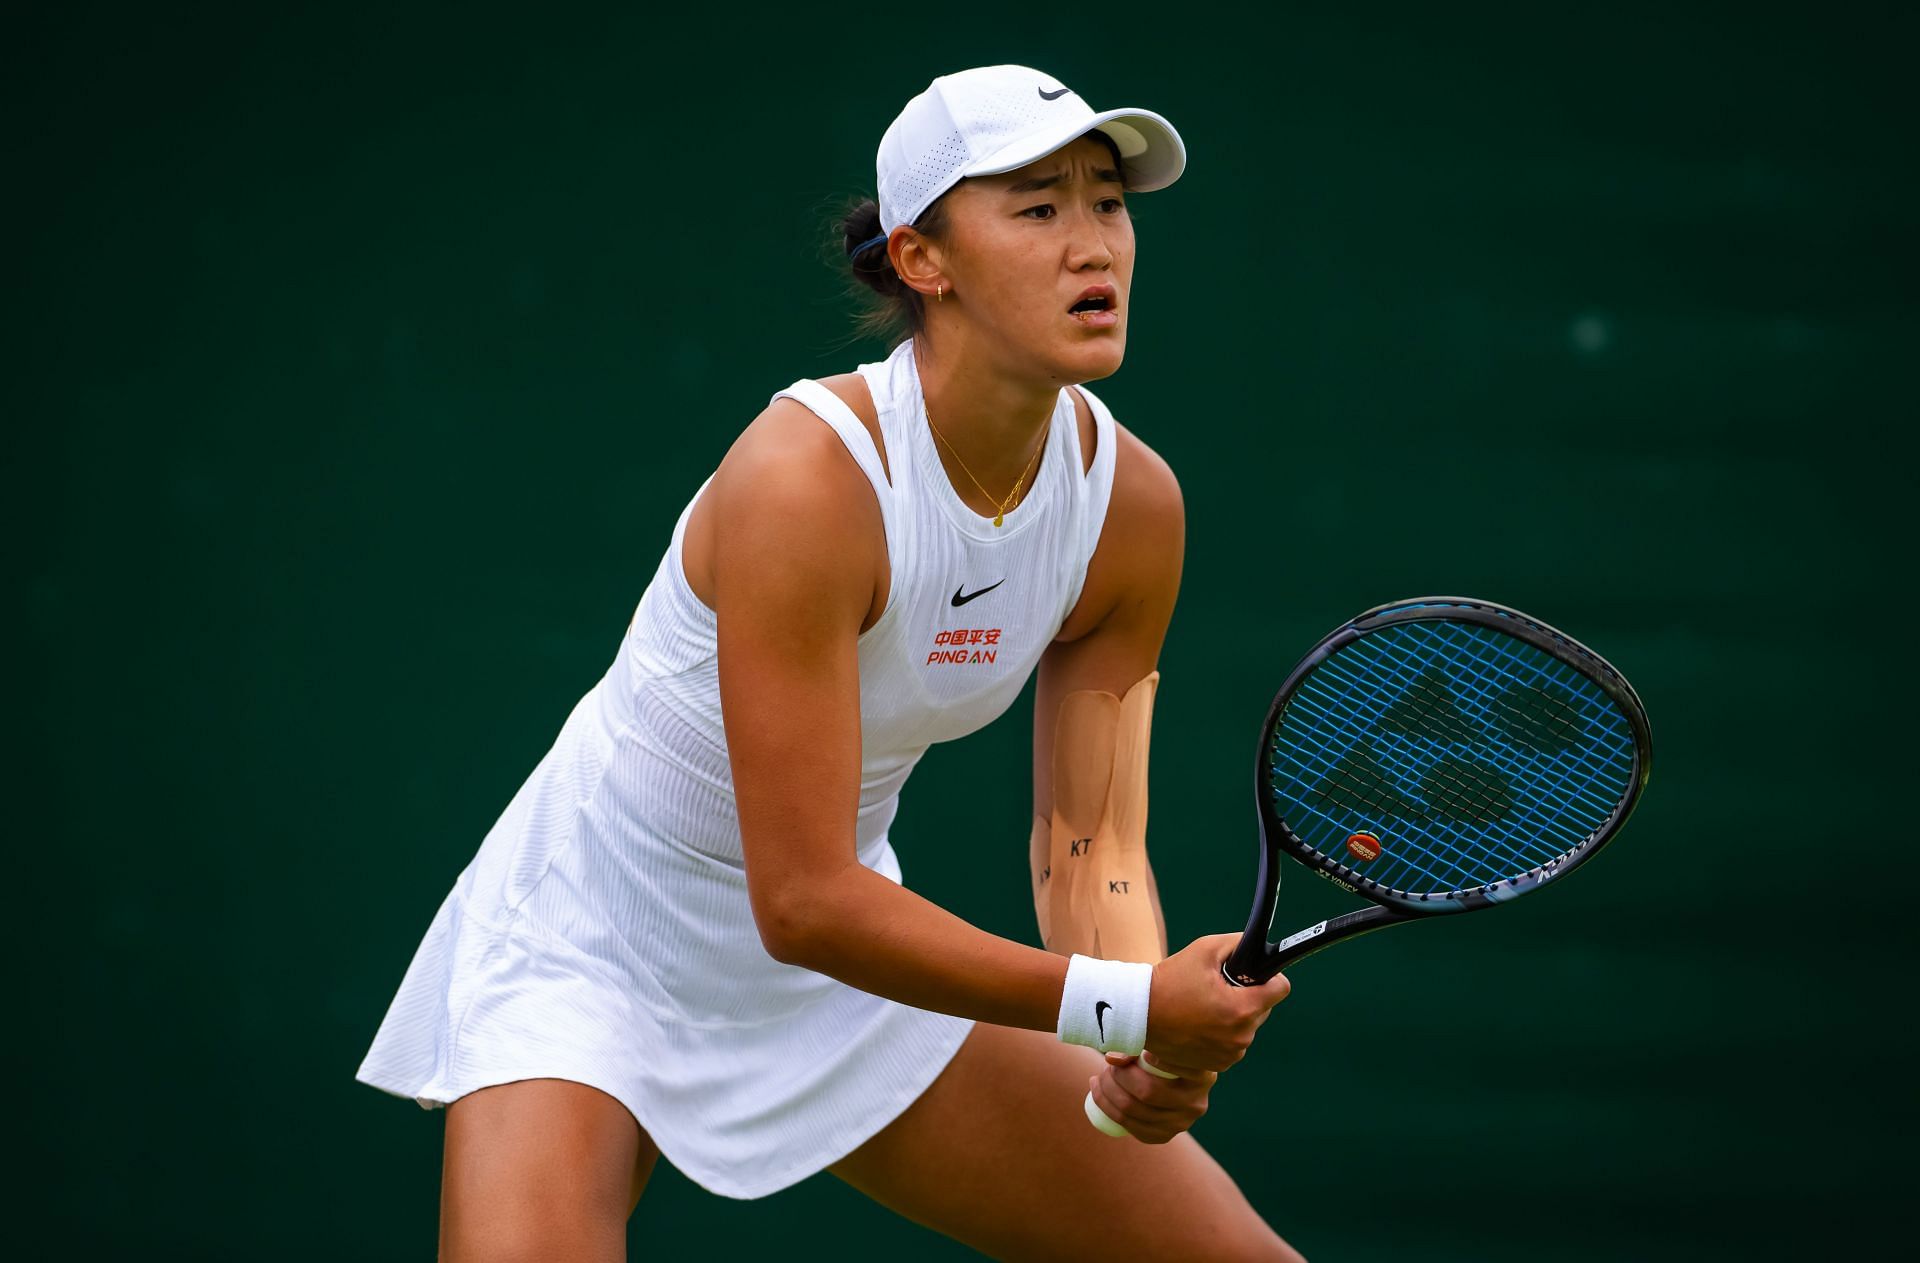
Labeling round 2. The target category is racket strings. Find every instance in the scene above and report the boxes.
[1422,623,1634,798]
[1379,668,1481,746]
[1381,624,1635,888]
[1279,719,1531,890]
[1344,625,1632,826]
[1280,671,1602,890]
[1333,624,1632,819]
[1269,621,1637,895]
[1301,750,1516,890]
[1489,680,1587,755]
[1287,637,1618,890]
[1290,644,1625,890]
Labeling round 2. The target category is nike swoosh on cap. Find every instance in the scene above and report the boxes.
[1038,85,1070,101]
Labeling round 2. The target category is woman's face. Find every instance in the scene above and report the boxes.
[931,133,1136,385]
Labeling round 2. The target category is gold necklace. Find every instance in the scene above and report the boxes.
[925,404,1049,527]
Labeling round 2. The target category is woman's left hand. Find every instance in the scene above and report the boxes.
[1086,1052,1219,1144]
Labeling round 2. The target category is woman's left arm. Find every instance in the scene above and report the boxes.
[1030,418,1184,960]
[1031,419,1219,1143]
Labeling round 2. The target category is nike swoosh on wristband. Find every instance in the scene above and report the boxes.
[951,579,1005,607]
[1038,86,1070,100]
[1095,1000,1111,1042]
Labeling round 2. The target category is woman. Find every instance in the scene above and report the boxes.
[358,65,1301,1261]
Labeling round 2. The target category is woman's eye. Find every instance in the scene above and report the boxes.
[1020,199,1125,220]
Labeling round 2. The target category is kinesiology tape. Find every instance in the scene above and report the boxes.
[1039,671,1165,962]
[1029,813,1053,948]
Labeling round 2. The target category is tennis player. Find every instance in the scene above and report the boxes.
[358,65,1303,1261]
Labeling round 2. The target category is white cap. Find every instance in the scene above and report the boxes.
[876,65,1187,235]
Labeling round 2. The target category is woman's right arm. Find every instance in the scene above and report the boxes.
[699,400,1273,1071]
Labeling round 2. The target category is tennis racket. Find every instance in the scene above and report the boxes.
[1085,596,1651,1138]
[1223,595,1652,985]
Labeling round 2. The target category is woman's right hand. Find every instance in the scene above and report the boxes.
[1145,933,1293,1072]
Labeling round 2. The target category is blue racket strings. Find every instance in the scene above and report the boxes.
[1267,621,1638,896]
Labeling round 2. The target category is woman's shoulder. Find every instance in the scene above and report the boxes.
[813,371,879,424]
[811,372,891,483]
[1063,386,1174,515]
[1096,407,1182,530]
[720,370,892,489]
[1053,408,1183,643]
[721,369,886,488]
[678,371,892,617]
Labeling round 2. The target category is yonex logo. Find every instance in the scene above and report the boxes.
[1307,671,1591,823]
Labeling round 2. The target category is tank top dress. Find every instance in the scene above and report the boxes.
[355,337,1121,1199]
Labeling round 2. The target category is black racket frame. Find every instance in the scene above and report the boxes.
[1222,596,1653,987]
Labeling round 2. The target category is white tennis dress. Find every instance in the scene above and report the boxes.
[356,337,1121,1198]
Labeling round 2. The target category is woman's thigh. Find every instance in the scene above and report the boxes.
[829,1024,1304,1263]
[440,1078,660,1262]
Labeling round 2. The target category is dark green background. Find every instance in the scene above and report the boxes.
[17,4,1910,1258]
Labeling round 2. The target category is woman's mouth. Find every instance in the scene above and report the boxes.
[1068,292,1119,328]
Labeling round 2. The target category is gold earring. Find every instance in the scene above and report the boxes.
[937,284,944,303]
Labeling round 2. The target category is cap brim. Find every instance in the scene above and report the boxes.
[961,106,1187,193]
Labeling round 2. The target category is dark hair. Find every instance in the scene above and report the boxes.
[835,193,954,345]
[833,131,1127,345]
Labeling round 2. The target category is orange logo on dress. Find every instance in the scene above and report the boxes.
[927,627,1002,666]
[1345,831,1383,862]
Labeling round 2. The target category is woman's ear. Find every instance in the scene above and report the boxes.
[892,228,946,300]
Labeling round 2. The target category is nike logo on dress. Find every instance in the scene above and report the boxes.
[951,579,1005,607]
[1095,1000,1112,1041]
[1038,86,1070,100]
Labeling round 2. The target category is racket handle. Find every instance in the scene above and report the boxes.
[1221,937,1282,988]
[1084,1056,1182,1139]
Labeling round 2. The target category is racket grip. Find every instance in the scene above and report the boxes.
[1083,1056,1182,1139]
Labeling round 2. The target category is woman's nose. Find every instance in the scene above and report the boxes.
[1066,213,1115,269]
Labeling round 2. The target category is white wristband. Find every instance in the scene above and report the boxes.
[1056,954,1152,1056]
